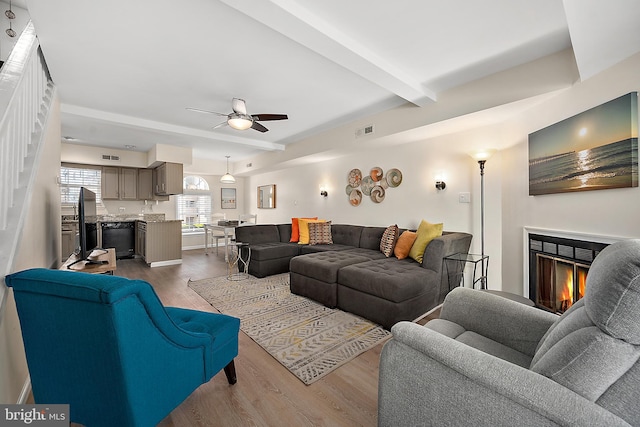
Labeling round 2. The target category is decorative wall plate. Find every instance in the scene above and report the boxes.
[348,169,362,187]
[370,167,383,182]
[370,186,385,203]
[345,184,355,195]
[386,168,403,187]
[349,189,363,206]
[360,176,375,196]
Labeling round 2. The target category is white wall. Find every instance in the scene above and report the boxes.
[245,134,504,288]
[1,94,62,404]
[500,51,640,295]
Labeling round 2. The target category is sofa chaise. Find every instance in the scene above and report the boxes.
[234,223,472,329]
[378,239,640,426]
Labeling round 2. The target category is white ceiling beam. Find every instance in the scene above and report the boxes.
[60,105,286,151]
[219,0,436,107]
[563,0,640,81]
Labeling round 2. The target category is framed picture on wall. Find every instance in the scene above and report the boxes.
[221,188,236,209]
[528,92,638,195]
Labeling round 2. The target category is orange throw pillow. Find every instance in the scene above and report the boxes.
[290,217,318,242]
[394,231,418,259]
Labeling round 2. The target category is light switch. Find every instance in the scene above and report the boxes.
[459,192,471,203]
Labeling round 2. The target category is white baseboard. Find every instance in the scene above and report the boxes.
[148,259,182,268]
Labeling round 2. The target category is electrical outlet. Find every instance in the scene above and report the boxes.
[459,192,471,203]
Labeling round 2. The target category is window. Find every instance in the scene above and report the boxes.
[60,163,103,206]
[177,175,211,232]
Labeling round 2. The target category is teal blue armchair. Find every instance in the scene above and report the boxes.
[5,268,240,427]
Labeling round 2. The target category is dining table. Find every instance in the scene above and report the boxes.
[203,224,236,261]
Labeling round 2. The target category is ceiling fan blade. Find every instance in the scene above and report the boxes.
[213,121,228,130]
[186,107,227,117]
[251,121,269,133]
[232,98,247,115]
[252,114,288,121]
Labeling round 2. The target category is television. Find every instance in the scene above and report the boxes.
[77,187,98,260]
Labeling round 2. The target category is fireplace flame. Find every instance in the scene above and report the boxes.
[577,269,587,301]
[559,272,573,312]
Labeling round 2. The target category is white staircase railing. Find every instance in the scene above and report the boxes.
[0,21,55,316]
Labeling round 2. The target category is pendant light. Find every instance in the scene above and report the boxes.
[220,155,236,184]
[5,0,16,38]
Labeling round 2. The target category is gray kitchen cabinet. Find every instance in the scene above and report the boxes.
[154,162,183,196]
[137,220,182,266]
[61,222,78,258]
[102,167,138,200]
[135,221,147,257]
[138,169,169,201]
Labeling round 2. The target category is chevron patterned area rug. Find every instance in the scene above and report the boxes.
[187,273,391,385]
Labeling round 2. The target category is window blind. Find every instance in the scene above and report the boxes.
[60,164,103,205]
[176,193,212,230]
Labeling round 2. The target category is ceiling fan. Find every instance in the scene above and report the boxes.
[186,98,288,133]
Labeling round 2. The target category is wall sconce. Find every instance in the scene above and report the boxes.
[434,172,446,191]
[320,186,328,197]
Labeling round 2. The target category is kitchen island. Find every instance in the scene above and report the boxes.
[136,219,183,267]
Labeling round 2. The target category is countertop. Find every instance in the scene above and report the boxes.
[61,214,177,224]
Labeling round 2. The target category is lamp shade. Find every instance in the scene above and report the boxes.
[470,149,496,162]
[220,156,236,183]
[220,174,236,184]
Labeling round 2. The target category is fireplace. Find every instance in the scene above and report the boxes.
[529,233,608,314]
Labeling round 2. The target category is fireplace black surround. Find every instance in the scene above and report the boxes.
[528,234,608,313]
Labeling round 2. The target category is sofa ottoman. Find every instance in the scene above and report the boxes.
[290,251,371,307]
[248,242,300,278]
[337,258,440,329]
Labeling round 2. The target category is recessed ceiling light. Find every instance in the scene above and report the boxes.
[124,145,136,150]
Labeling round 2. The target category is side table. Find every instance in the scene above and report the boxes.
[227,242,250,281]
[443,253,489,290]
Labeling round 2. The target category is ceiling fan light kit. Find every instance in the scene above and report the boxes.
[227,114,253,130]
[187,98,288,133]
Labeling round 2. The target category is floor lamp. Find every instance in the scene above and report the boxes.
[471,149,495,289]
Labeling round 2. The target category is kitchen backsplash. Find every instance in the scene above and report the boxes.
[62,213,166,222]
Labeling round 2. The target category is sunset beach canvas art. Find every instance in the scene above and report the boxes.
[529,92,638,195]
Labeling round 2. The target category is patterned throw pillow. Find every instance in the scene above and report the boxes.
[298,219,325,244]
[290,217,318,242]
[380,224,399,257]
[308,221,333,245]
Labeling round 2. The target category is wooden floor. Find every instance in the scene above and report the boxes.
[111,249,438,427]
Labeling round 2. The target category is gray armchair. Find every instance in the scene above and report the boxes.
[379,239,640,427]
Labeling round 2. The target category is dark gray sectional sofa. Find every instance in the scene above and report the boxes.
[234,223,472,329]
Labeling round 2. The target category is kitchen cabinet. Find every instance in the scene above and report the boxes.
[138,169,169,201]
[135,221,147,257]
[154,162,183,196]
[102,167,138,200]
[61,222,78,258]
[137,220,182,267]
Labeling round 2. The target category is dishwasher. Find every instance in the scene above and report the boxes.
[101,221,136,259]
